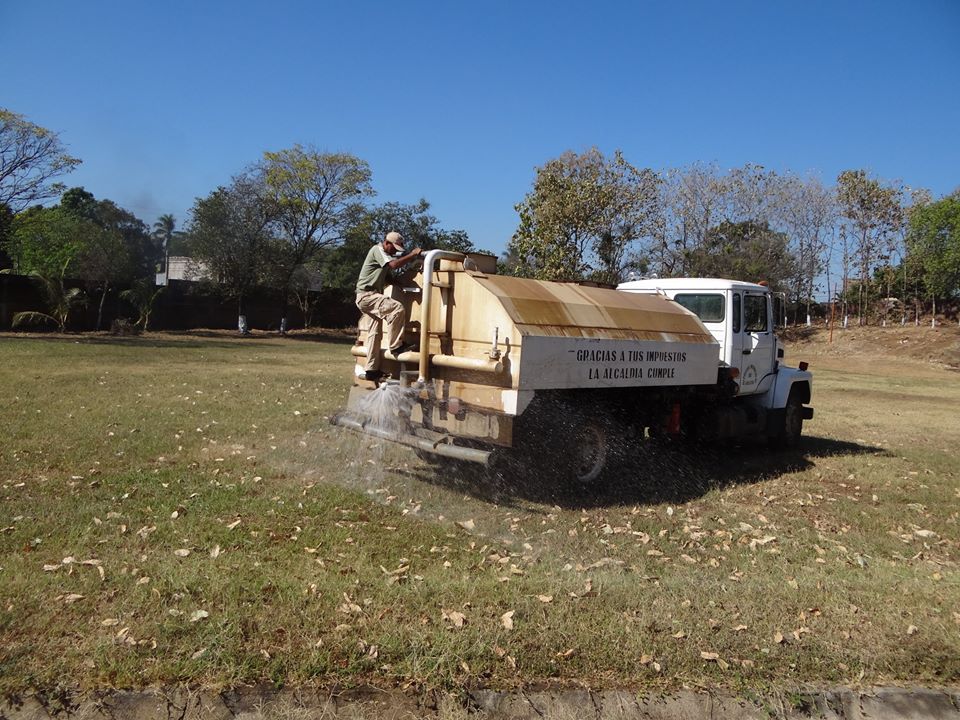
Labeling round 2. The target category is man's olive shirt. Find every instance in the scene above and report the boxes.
[356,244,391,294]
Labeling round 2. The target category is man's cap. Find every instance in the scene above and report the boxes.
[384,231,405,250]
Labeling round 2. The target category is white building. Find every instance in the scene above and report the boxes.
[156,256,212,285]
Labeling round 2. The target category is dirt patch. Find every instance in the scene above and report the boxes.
[782,325,960,373]
[3,686,959,719]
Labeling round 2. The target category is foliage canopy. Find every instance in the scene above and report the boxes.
[507,148,660,283]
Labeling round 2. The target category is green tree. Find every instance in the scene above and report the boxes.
[6,205,94,277]
[430,229,476,254]
[2,189,154,330]
[59,188,136,329]
[258,145,373,331]
[687,220,798,292]
[74,225,132,330]
[0,109,81,211]
[188,174,276,332]
[95,200,157,278]
[58,187,156,329]
[60,187,158,277]
[61,186,99,220]
[0,203,14,269]
[1,205,90,331]
[507,148,660,283]
[320,200,476,302]
[907,193,960,324]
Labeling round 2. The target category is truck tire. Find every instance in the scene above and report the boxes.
[513,396,614,492]
[571,415,609,486]
[771,388,804,449]
[553,403,622,492]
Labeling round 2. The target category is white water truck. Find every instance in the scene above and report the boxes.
[333,250,813,486]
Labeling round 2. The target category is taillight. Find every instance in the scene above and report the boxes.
[667,403,682,435]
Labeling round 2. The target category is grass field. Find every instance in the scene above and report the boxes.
[1,328,957,694]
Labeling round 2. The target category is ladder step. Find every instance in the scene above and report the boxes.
[431,280,451,288]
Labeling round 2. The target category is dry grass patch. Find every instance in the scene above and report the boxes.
[1,330,957,694]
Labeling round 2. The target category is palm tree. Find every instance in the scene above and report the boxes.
[120,277,164,331]
[153,213,176,284]
[2,260,86,332]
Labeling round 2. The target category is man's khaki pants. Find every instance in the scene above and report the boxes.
[356,290,405,372]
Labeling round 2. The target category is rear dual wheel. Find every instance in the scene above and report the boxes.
[570,417,610,485]
[515,397,615,493]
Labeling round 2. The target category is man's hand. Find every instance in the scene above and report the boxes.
[388,246,423,271]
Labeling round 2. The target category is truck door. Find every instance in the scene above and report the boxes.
[737,291,776,395]
[728,291,742,368]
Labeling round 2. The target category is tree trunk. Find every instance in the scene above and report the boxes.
[96,282,109,331]
[931,296,937,328]
[238,293,248,335]
[857,280,864,326]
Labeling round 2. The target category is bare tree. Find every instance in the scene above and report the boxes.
[656,163,728,276]
[780,174,836,324]
[727,163,785,227]
[836,170,904,325]
[0,109,81,212]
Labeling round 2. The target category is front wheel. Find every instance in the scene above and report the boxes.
[770,389,804,449]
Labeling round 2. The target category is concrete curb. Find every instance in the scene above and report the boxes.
[2,686,958,719]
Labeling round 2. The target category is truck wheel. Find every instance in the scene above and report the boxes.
[772,389,804,449]
[572,418,609,485]
[514,398,614,491]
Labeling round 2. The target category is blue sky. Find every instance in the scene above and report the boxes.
[2,1,958,256]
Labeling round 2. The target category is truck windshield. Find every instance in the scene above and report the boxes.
[673,293,725,323]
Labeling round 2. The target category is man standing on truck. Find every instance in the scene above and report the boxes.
[355,231,422,381]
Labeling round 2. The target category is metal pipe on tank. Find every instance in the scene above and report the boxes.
[419,249,466,383]
[432,354,502,373]
[350,345,501,373]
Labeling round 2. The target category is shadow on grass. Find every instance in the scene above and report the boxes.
[408,435,887,510]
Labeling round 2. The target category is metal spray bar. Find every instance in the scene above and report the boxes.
[331,413,492,465]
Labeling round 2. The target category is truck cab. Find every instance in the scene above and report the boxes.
[617,277,813,446]
[617,278,777,396]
